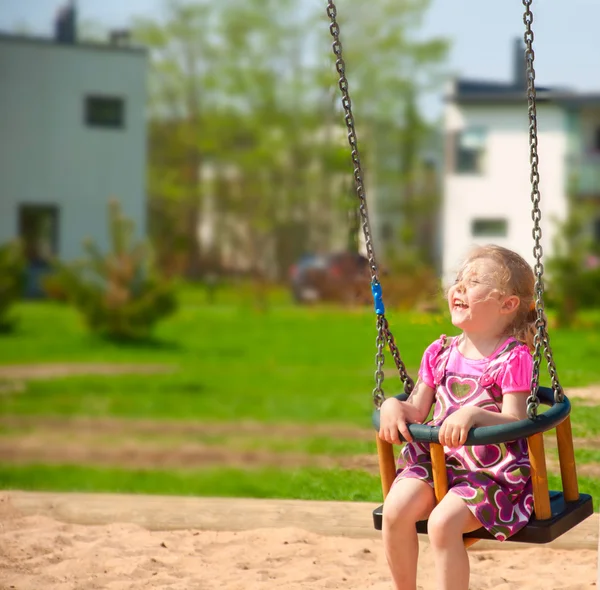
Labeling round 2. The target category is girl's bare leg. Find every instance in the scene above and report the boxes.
[382,478,435,590]
[427,492,481,590]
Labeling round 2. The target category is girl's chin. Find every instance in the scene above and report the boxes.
[450,314,471,329]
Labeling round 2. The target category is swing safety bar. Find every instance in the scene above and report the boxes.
[371,386,569,446]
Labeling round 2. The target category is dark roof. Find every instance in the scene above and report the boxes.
[0,31,146,55]
[451,38,600,106]
[451,78,600,106]
[452,79,557,103]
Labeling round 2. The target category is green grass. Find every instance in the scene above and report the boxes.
[547,472,600,511]
[1,292,600,510]
[569,404,600,438]
[0,464,381,502]
[0,299,442,424]
[2,298,600,423]
[0,464,597,511]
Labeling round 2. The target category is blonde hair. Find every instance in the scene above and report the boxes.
[457,244,537,351]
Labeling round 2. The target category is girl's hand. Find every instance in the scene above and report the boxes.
[438,407,475,448]
[379,398,422,444]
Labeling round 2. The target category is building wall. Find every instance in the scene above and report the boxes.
[442,102,568,285]
[0,37,147,260]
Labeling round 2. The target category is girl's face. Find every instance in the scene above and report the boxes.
[447,258,510,333]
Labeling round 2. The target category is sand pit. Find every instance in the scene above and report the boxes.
[0,492,597,589]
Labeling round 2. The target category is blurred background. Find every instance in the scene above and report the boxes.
[0,0,598,507]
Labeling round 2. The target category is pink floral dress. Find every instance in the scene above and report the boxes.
[395,335,534,541]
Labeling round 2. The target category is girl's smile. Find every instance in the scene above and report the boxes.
[447,260,506,332]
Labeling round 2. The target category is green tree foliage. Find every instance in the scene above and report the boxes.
[326,0,447,265]
[0,241,25,333]
[54,200,177,340]
[546,191,600,328]
[134,0,448,281]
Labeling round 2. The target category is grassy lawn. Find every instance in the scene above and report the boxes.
[0,285,599,510]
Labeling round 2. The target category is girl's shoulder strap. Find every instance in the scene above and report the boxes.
[492,337,521,361]
[431,334,456,387]
[437,333,457,350]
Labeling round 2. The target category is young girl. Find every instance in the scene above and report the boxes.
[379,244,536,590]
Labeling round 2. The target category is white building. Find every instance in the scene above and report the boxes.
[0,4,147,294]
[442,39,600,284]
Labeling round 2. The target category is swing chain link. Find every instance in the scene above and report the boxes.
[374,318,386,408]
[326,0,414,407]
[523,0,564,419]
[382,316,414,395]
[326,1,377,286]
[374,317,415,407]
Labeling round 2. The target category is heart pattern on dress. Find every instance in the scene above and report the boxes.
[446,375,479,403]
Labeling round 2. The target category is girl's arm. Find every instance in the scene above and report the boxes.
[468,391,529,426]
[379,379,435,444]
[405,378,436,422]
[439,392,528,447]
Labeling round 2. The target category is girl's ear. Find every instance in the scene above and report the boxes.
[501,295,520,314]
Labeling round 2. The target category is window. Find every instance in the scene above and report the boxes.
[594,127,600,152]
[380,222,393,241]
[85,96,125,129]
[471,218,508,238]
[455,128,486,174]
[593,218,600,242]
[18,205,60,262]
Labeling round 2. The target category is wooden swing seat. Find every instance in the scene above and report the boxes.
[370,388,593,545]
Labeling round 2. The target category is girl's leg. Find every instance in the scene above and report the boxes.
[426,492,481,590]
[382,478,435,590]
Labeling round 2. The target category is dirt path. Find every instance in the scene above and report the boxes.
[0,414,378,472]
[0,363,176,380]
[0,436,379,473]
[0,414,374,440]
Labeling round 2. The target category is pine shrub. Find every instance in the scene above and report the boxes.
[55,200,177,340]
[0,240,26,332]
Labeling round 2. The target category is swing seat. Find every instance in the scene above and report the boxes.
[372,490,593,544]
[370,387,594,544]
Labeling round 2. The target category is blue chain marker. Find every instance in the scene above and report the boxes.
[371,281,385,315]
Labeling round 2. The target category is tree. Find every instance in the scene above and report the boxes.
[546,189,600,328]
[133,1,219,279]
[53,200,177,340]
[135,0,448,283]
[316,0,448,265]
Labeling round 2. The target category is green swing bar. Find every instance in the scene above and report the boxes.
[326,0,593,545]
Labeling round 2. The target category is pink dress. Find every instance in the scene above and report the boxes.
[395,335,534,541]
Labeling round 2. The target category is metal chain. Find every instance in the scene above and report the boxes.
[326,2,377,284]
[382,317,414,395]
[374,318,386,408]
[326,1,414,406]
[523,0,564,419]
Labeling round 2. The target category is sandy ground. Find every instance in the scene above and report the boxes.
[0,492,597,590]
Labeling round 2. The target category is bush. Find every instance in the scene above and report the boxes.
[381,250,442,311]
[0,240,25,333]
[53,200,177,340]
[546,190,600,328]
